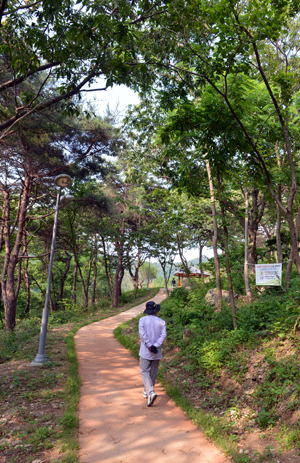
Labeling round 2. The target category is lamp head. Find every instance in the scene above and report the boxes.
[54,174,72,188]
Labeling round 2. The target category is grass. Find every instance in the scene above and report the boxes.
[113,282,300,463]
[0,288,159,364]
[157,379,239,457]
[58,324,81,462]
[54,286,161,463]
[114,317,242,462]
[0,287,160,463]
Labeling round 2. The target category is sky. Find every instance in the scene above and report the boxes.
[181,247,213,262]
[150,247,214,265]
[88,81,213,263]
[87,81,141,118]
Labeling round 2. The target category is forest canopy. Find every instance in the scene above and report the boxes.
[1,0,300,334]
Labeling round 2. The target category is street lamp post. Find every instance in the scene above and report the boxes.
[30,174,73,366]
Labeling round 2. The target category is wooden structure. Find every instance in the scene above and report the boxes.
[174,265,210,287]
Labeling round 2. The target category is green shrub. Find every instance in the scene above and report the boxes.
[158,275,300,378]
[59,413,79,430]
[253,355,300,419]
[0,318,40,362]
[198,329,249,371]
[256,408,278,429]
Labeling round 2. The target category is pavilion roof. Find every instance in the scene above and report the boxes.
[173,265,211,277]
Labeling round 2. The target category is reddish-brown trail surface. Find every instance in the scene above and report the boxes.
[75,289,229,463]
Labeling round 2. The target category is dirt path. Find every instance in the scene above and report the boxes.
[75,289,229,463]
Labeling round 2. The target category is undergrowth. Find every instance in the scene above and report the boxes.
[0,288,160,463]
[0,288,155,364]
[114,278,300,461]
[51,287,161,463]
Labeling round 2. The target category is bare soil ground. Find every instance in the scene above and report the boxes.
[0,326,70,463]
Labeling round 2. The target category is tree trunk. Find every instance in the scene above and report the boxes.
[22,230,30,314]
[285,250,294,287]
[285,209,300,275]
[248,188,265,272]
[24,257,30,314]
[132,267,139,299]
[0,222,5,255]
[75,258,88,307]
[244,188,252,302]
[15,259,22,301]
[160,261,170,297]
[58,251,72,311]
[216,168,237,328]
[134,277,138,298]
[112,224,125,308]
[100,235,113,300]
[1,188,14,330]
[113,238,124,308]
[199,241,204,277]
[112,254,124,308]
[134,250,142,298]
[285,207,300,285]
[0,283,3,323]
[167,259,174,289]
[276,185,283,264]
[51,273,57,311]
[118,266,124,298]
[275,143,283,264]
[112,181,127,307]
[72,262,77,303]
[206,159,222,308]
[248,189,259,270]
[159,256,174,297]
[32,275,44,298]
[176,233,188,270]
[127,249,141,299]
[91,234,98,305]
[2,176,32,330]
[85,250,93,305]
[70,235,88,307]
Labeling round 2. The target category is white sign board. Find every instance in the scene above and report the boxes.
[255,263,282,286]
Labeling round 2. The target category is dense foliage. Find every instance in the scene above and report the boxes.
[115,278,300,459]
[1,0,300,332]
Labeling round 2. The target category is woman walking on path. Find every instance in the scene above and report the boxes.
[139,300,166,406]
[77,289,228,463]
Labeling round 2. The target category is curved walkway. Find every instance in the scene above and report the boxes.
[75,289,228,463]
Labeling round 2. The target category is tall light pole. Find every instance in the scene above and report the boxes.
[30,174,73,366]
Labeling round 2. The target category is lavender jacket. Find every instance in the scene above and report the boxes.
[139,315,167,360]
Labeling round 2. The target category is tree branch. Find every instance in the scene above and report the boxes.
[0,61,60,94]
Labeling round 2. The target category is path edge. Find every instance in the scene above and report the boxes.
[62,288,161,463]
[114,308,240,463]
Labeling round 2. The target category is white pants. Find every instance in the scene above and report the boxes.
[139,357,160,396]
